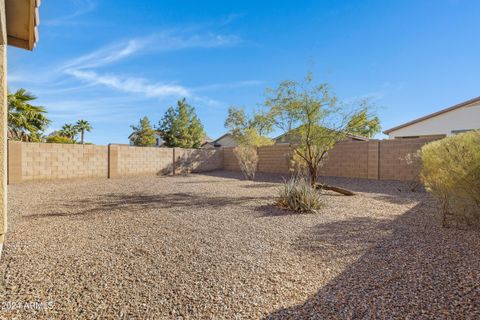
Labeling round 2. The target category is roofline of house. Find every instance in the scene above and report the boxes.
[213,133,232,143]
[383,96,480,134]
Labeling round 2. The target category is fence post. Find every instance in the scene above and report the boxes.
[108,144,119,179]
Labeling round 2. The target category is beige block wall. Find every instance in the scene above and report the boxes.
[174,148,223,173]
[9,142,108,182]
[257,144,291,174]
[320,141,369,178]
[378,137,438,181]
[223,137,438,181]
[223,147,241,171]
[110,145,174,177]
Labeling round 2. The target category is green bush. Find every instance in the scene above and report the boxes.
[420,130,480,226]
[46,135,76,144]
[277,176,323,214]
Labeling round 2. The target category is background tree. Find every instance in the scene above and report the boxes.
[46,135,76,144]
[59,124,78,141]
[8,88,50,141]
[265,73,378,192]
[130,117,156,147]
[158,98,205,148]
[224,106,274,180]
[75,120,92,144]
[346,101,381,138]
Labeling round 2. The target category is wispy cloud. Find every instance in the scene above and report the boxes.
[66,69,191,99]
[44,0,97,26]
[63,32,240,70]
[60,32,242,104]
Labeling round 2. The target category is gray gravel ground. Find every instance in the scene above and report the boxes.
[0,171,478,319]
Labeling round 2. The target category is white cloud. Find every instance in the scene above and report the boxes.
[66,69,191,99]
[62,32,240,70]
[62,39,147,70]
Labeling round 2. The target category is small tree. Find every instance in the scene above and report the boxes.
[265,73,378,190]
[130,116,157,147]
[159,98,205,148]
[225,107,274,180]
[75,120,92,144]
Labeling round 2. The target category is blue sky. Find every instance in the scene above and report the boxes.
[8,0,480,145]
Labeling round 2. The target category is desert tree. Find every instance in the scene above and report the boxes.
[224,106,274,180]
[264,73,379,193]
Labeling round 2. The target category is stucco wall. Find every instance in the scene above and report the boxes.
[388,102,480,138]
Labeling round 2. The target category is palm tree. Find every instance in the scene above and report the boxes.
[75,120,92,144]
[59,124,78,141]
[8,89,50,141]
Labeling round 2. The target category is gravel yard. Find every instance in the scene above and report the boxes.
[1,171,479,319]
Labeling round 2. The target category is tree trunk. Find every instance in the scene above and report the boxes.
[315,183,355,196]
[81,130,84,144]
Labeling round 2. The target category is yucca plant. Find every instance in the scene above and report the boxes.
[277,176,323,213]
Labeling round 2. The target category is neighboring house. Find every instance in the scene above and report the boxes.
[274,128,369,144]
[384,97,480,139]
[202,133,239,148]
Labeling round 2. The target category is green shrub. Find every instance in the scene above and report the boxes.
[277,176,323,213]
[46,135,76,144]
[420,130,480,226]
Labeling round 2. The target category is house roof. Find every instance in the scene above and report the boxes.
[383,96,480,134]
[5,0,40,50]
[213,133,234,143]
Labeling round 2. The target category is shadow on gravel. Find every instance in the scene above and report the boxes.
[200,171,424,197]
[24,192,272,219]
[265,203,480,319]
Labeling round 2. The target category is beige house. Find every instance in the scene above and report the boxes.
[202,133,238,148]
[1,0,40,256]
[384,97,480,139]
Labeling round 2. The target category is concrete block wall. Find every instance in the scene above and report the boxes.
[379,137,437,180]
[223,147,241,171]
[8,142,108,183]
[8,142,224,183]
[174,148,224,174]
[109,145,174,178]
[223,137,439,181]
[257,144,291,174]
[320,141,370,178]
